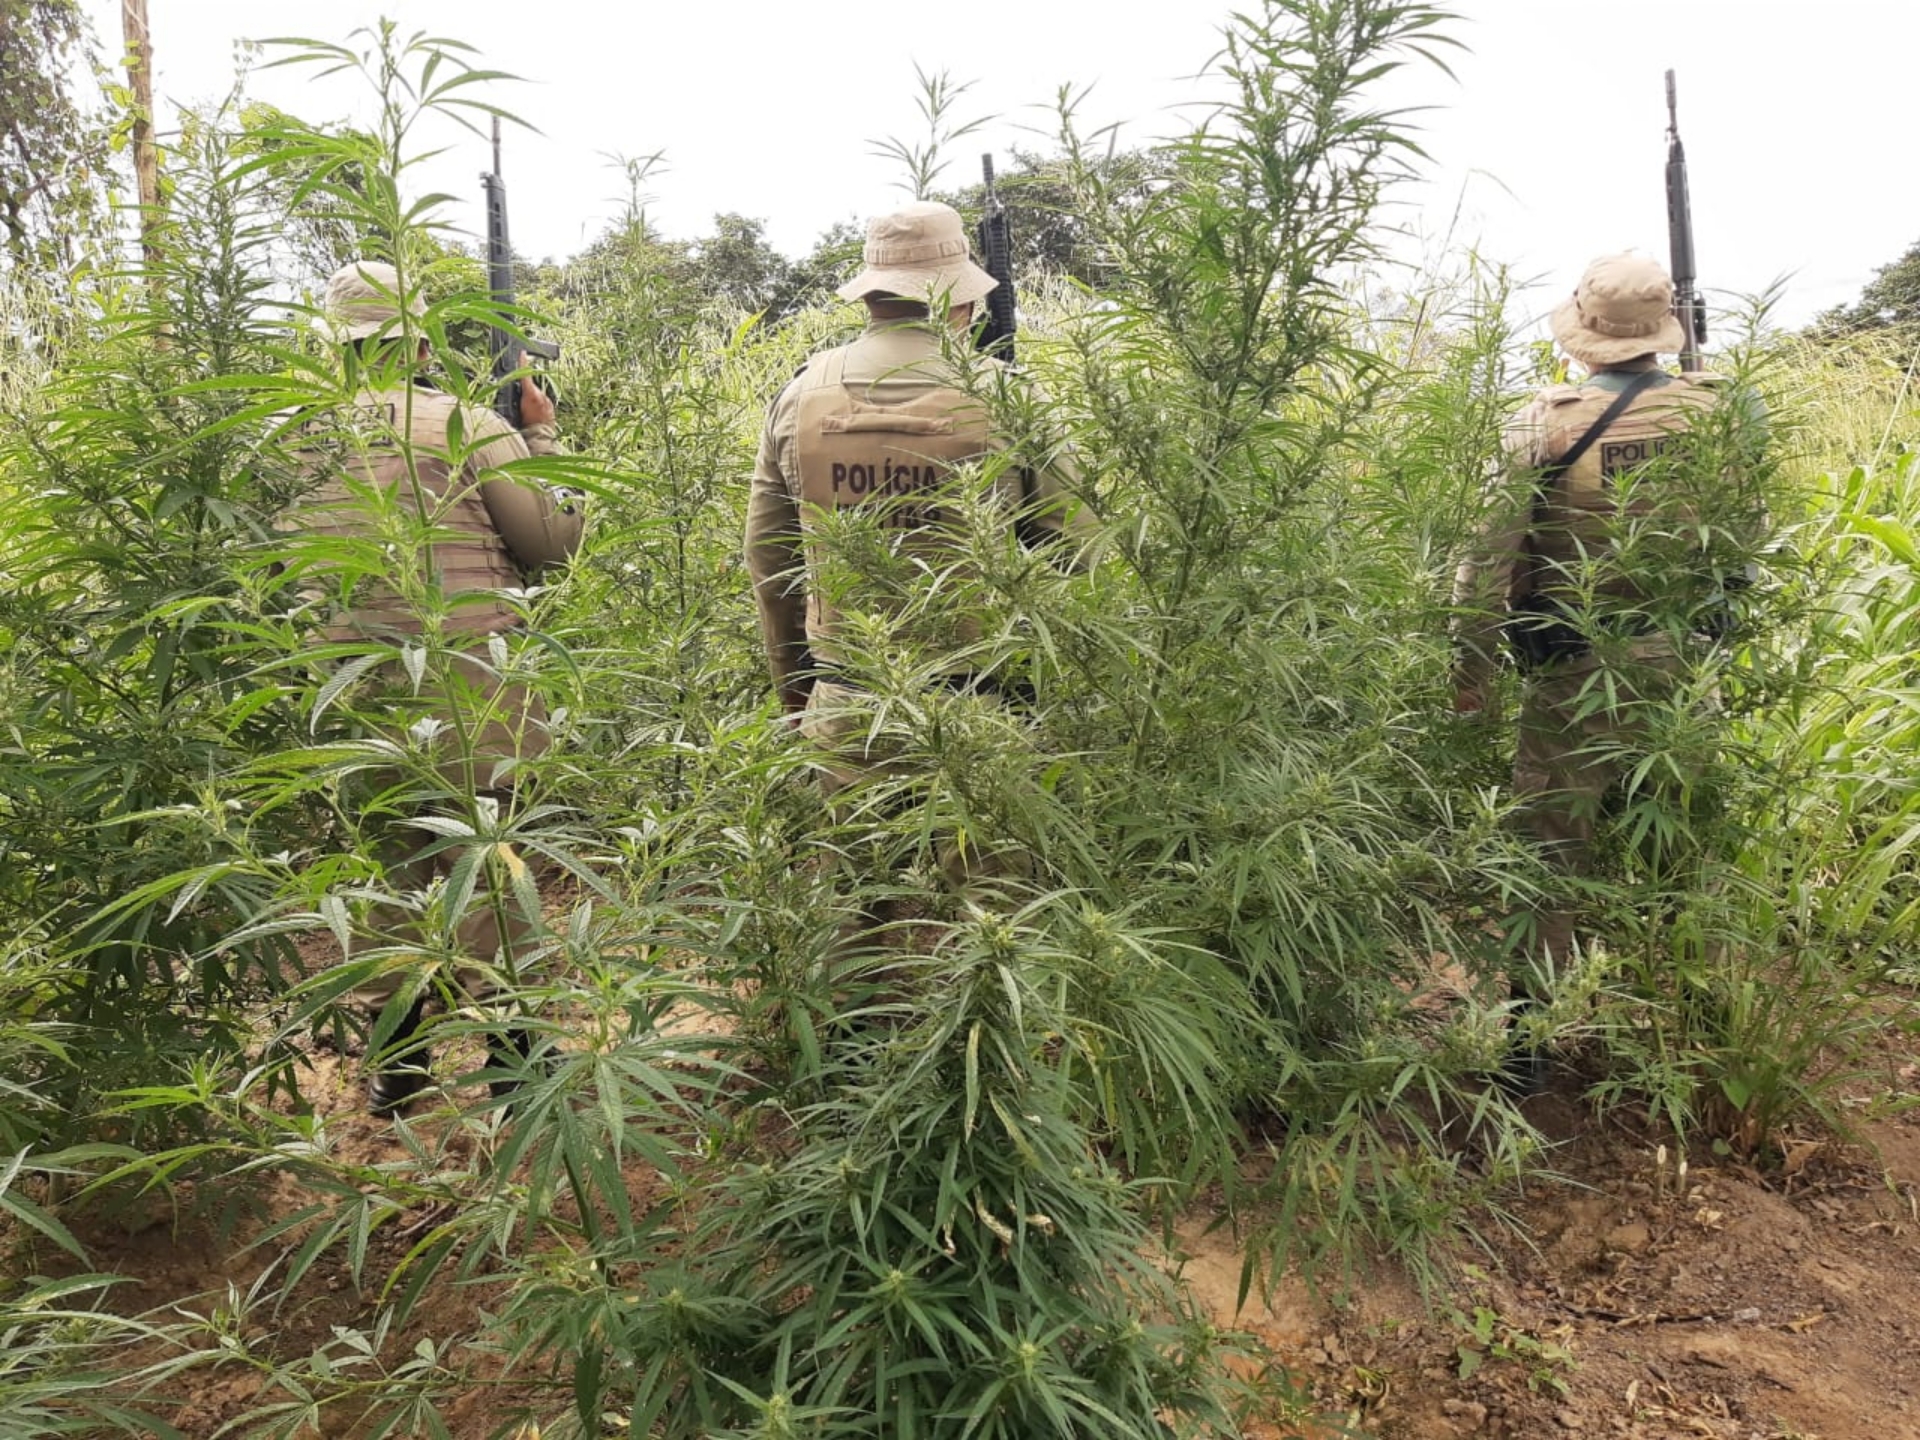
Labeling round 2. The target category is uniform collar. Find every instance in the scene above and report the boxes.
[1593,356,1663,375]
[1583,356,1673,393]
[863,314,944,338]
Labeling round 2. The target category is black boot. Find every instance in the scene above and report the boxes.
[1497,1038,1550,1099]
[367,998,433,1117]
[1497,988,1549,1099]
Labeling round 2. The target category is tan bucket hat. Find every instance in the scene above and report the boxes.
[1549,253,1688,368]
[319,260,426,343]
[835,200,998,307]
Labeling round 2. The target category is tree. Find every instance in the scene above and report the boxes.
[1814,237,1920,339]
[547,209,847,330]
[687,212,794,317]
[230,103,375,283]
[786,215,862,298]
[0,0,112,275]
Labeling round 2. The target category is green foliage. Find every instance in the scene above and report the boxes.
[688,212,817,320]
[0,1150,205,1438]
[228,101,382,280]
[0,0,113,277]
[1775,451,1920,945]
[0,1274,186,1438]
[0,92,321,1132]
[596,925,1236,1438]
[1448,1301,1574,1395]
[0,932,81,1153]
[1583,443,1920,1153]
[1814,235,1920,339]
[868,64,988,202]
[0,0,1917,1435]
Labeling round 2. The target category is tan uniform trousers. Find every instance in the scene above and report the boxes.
[351,650,550,1013]
[1512,643,1690,979]
[800,679,1029,973]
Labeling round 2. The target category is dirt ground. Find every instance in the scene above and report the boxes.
[1184,1037,1920,1440]
[62,1048,538,1437]
[41,1019,1920,1440]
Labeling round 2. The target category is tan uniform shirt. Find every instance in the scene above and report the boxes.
[745,318,1087,710]
[291,380,584,642]
[1452,359,1720,695]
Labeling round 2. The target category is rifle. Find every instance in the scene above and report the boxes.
[481,116,559,428]
[974,154,1016,364]
[1664,70,1706,373]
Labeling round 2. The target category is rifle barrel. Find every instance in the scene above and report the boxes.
[481,119,560,423]
[976,153,1016,363]
[1663,69,1704,372]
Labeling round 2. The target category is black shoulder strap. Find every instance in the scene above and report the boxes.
[1540,369,1668,484]
[1515,368,1669,606]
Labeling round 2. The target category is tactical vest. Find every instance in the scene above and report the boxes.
[294,384,527,641]
[790,345,998,665]
[1521,375,1718,612]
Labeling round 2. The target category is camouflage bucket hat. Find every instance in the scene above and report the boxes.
[835,200,998,307]
[319,260,426,343]
[1549,253,1690,368]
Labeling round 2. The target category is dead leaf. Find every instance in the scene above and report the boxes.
[1781,1139,1825,1176]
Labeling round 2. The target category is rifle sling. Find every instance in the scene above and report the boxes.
[1512,368,1668,641]
[1534,368,1668,505]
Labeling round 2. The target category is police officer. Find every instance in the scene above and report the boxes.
[744,200,1085,964]
[298,259,584,1115]
[1452,252,1760,1000]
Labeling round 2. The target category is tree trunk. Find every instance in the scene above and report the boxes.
[121,0,161,271]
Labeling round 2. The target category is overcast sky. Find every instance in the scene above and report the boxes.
[78,0,1916,334]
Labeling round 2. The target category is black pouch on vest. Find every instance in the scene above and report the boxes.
[1504,593,1588,671]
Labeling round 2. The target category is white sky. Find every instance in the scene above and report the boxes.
[79,0,1916,333]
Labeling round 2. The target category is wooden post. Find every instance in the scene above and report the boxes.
[122,0,162,271]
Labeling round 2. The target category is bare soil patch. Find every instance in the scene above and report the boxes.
[24,1017,1920,1438]
[1192,1039,1920,1440]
